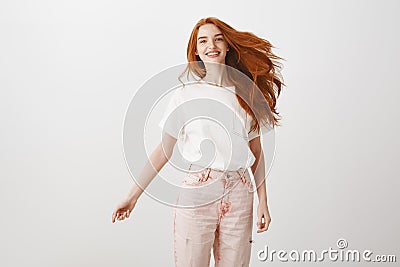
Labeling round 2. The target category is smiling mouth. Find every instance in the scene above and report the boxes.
[206,51,220,57]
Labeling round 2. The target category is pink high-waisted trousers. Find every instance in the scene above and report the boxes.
[173,164,254,267]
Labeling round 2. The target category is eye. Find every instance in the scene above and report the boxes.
[199,39,206,44]
[215,37,224,42]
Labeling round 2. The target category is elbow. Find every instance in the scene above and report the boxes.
[164,148,174,161]
[158,144,173,162]
[158,134,177,162]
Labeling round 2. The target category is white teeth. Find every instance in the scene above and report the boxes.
[207,52,219,56]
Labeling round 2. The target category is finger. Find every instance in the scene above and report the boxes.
[257,224,268,233]
[126,209,130,218]
[112,211,116,223]
[257,215,265,227]
[257,222,270,233]
[262,225,269,232]
[115,211,121,221]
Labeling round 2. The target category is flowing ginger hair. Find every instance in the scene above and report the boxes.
[180,17,286,134]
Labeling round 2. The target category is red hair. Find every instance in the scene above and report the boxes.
[180,17,286,134]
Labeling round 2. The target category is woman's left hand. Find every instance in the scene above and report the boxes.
[256,201,271,233]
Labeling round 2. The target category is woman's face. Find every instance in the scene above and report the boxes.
[195,23,229,64]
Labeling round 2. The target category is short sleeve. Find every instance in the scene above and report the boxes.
[245,114,259,141]
[158,89,185,139]
[247,116,273,141]
[248,128,260,141]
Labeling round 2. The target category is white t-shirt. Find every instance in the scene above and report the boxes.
[158,82,267,171]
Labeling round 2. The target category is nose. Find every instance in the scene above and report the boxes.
[209,39,217,49]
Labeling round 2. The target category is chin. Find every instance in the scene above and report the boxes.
[203,59,225,64]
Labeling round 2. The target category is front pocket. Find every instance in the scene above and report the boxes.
[238,171,254,192]
[182,171,206,185]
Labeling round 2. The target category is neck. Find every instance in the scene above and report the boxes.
[202,63,230,87]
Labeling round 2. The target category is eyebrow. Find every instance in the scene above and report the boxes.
[197,33,224,40]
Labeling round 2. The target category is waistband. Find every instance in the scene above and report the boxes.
[188,163,248,180]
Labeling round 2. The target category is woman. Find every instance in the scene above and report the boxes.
[112,17,285,266]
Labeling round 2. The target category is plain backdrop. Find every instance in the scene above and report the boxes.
[1,0,399,266]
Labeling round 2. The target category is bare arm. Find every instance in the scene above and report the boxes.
[112,133,177,223]
[125,133,177,201]
[249,136,271,232]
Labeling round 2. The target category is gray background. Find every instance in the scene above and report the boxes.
[1,0,399,266]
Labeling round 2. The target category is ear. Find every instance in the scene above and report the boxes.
[195,50,198,55]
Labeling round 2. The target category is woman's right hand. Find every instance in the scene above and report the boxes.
[111,197,137,223]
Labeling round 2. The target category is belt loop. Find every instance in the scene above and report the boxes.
[237,168,246,182]
[206,167,211,179]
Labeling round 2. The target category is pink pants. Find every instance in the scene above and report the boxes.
[173,164,254,267]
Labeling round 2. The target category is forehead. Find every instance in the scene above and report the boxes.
[197,23,222,36]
